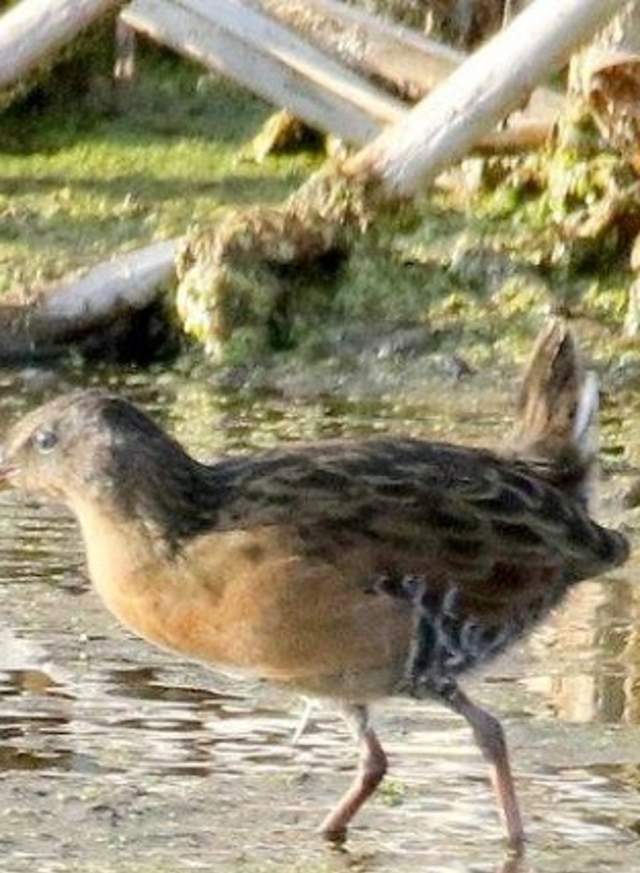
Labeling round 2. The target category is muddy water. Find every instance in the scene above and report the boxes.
[0,366,639,873]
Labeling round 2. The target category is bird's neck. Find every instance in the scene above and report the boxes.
[71,495,166,583]
[69,494,194,651]
[98,442,227,553]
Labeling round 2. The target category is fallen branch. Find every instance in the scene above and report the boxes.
[41,239,178,325]
[175,0,624,356]
[0,240,178,360]
[123,0,404,145]
[260,0,461,96]
[347,0,625,194]
[124,0,557,158]
[0,0,117,93]
[262,0,564,147]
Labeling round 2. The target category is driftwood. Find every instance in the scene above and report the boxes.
[123,0,404,146]
[570,1,640,159]
[347,0,626,194]
[0,240,178,360]
[0,0,117,92]
[261,0,561,151]
[264,0,563,126]
[173,0,624,355]
[40,239,178,325]
[261,0,462,96]
[278,0,564,151]
[125,0,549,153]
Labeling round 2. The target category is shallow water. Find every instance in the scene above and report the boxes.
[0,365,639,873]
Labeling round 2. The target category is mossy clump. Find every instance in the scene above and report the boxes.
[174,128,640,368]
[2,23,637,373]
[173,168,382,359]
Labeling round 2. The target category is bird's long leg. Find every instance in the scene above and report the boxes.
[440,683,525,852]
[318,703,387,841]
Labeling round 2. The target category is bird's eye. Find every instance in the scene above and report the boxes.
[34,429,58,454]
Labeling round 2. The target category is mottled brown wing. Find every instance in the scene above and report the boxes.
[213,438,628,591]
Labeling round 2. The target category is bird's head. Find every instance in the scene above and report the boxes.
[0,390,185,509]
[0,390,220,551]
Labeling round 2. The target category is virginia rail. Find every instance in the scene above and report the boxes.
[0,319,629,850]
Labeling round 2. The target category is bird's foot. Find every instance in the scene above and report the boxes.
[318,823,348,845]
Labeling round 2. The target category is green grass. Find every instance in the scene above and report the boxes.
[0,49,319,296]
[1,49,635,372]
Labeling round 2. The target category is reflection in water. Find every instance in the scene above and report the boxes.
[526,576,640,725]
[0,745,72,771]
[0,368,639,872]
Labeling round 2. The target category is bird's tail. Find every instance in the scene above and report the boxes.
[509,318,599,507]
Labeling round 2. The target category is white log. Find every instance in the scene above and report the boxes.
[122,0,403,144]
[261,0,466,94]
[0,0,117,91]
[302,0,563,121]
[39,239,178,329]
[0,239,178,358]
[123,0,555,153]
[348,0,626,195]
[186,0,403,125]
[303,0,460,91]
[263,0,563,148]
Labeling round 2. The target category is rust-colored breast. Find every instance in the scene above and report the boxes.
[81,508,414,701]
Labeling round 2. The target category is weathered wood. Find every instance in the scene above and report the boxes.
[347,0,627,195]
[40,238,178,327]
[122,0,404,145]
[261,0,461,95]
[0,0,116,91]
[0,239,179,360]
[186,0,403,123]
[123,0,555,153]
[570,1,640,156]
[263,0,563,123]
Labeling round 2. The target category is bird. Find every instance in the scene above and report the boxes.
[0,318,629,851]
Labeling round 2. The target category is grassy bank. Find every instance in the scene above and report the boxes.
[0,48,317,297]
[0,46,637,384]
